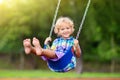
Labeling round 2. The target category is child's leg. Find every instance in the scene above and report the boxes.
[23,39,32,54]
[32,37,57,59]
[42,49,57,59]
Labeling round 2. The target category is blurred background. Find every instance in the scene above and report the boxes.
[0,0,120,74]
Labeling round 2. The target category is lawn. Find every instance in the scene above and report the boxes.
[0,70,120,78]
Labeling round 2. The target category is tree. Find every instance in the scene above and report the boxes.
[91,0,120,72]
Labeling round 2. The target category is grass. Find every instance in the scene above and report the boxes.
[0,70,120,78]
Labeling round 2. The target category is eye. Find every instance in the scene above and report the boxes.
[66,27,70,29]
[61,28,64,30]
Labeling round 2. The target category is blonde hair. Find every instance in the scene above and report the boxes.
[54,17,74,35]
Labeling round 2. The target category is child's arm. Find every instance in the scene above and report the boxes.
[44,37,52,49]
[74,39,81,58]
[44,37,52,45]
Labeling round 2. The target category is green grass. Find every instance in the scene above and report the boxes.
[0,70,120,78]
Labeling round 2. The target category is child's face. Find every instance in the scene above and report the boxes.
[58,22,73,39]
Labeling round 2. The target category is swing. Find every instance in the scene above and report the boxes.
[45,0,91,72]
[48,46,74,70]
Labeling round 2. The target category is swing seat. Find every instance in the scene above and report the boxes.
[47,46,74,70]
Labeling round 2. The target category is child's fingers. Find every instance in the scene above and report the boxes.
[47,37,52,41]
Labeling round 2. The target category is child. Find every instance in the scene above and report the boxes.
[23,17,81,72]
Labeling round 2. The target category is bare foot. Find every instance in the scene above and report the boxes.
[23,39,32,54]
[32,37,42,55]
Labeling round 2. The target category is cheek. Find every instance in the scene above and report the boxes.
[58,30,63,34]
[71,28,74,33]
[69,29,73,32]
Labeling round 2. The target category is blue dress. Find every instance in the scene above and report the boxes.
[42,36,76,72]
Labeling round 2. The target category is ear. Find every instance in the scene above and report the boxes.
[54,28,59,35]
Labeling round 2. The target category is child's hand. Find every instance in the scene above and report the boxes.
[74,39,79,47]
[44,37,52,45]
[74,39,81,58]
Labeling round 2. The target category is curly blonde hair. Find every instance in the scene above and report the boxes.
[54,17,74,35]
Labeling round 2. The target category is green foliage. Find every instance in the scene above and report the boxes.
[0,0,120,63]
[81,0,120,62]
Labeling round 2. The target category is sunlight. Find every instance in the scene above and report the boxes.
[0,0,3,4]
[0,0,17,4]
[0,0,16,8]
[0,0,11,4]
[0,0,27,6]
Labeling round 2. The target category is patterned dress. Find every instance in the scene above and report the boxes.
[42,36,76,72]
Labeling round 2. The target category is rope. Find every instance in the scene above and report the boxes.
[49,0,61,37]
[76,0,91,39]
[48,0,91,39]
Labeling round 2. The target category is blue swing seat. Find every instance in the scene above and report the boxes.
[47,46,74,70]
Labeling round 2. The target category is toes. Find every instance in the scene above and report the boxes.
[23,39,31,45]
[23,38,31,54]
[32,37,40,46]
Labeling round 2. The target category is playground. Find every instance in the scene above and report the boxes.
[0,0,120,80]
[0,78,120,80]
